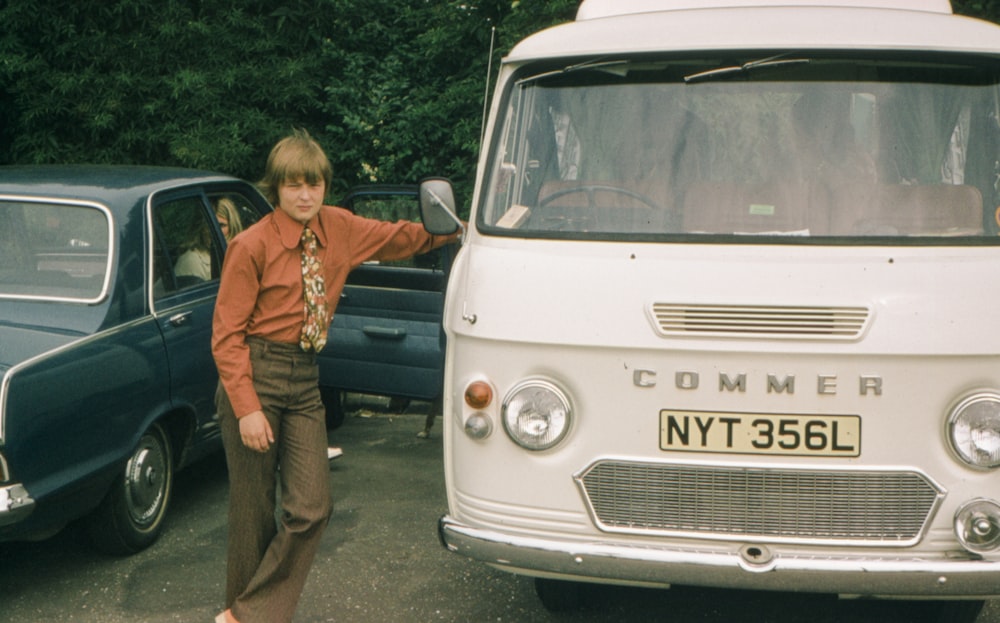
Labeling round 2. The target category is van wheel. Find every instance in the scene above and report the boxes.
[86,422,173,555]
[321,387,345,429]
[534,578,583,612]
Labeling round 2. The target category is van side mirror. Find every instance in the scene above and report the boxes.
[419,178,463,236]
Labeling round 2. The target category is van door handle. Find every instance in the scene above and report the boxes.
[363,326,406,340]
[169,311,193,327]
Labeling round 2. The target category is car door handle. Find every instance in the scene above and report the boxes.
[363,326,406,340]
[169,311,193,327]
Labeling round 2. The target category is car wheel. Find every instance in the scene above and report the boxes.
[321,387,346,429]
[85,422,173,555]
[534,578,583,612]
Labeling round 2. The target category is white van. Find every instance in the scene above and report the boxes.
[420,1,1000,618]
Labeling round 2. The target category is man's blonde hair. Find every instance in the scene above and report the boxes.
[258,129,333,206]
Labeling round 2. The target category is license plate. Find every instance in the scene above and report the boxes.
[659,409,861,457]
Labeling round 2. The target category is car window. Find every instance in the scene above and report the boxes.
[152,196,223,299]
[208,192,263,246]
[0,200,111,302]
[350,192,444,270]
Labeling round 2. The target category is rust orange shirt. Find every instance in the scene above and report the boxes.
[212,205,457,418]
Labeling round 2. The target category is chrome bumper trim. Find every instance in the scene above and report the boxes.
[439,515,1000,598]
[0,484,35,527]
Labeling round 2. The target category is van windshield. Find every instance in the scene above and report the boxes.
[480,55,1000,242]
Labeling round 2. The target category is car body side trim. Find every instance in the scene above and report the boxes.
[0,315,159,443]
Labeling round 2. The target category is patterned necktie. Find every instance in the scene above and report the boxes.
[299,226,329,352]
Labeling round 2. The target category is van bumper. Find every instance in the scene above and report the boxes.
[439,515,1000,598]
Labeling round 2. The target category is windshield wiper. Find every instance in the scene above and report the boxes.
[517,59,630,86]
[684,54,810,84]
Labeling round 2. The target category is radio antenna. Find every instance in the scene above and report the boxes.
[479,26,497,149]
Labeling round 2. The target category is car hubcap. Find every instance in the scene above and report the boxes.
[124,435,166,526]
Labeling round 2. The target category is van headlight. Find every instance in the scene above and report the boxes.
[948,391,1000,469]
[502,379,572,450]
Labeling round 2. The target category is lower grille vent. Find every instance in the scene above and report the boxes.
[576,461,941,545]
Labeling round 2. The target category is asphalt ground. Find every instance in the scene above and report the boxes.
[1,394,999,623]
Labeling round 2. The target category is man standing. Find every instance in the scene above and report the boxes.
[212,129,458,623]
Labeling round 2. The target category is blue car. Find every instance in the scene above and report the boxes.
[0,165,272,554]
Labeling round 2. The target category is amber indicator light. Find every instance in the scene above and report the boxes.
[464,381,493,409]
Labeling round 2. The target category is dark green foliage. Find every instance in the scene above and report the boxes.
[317,0,577,204]
[954,0,1000,19]
[0,1,334,180]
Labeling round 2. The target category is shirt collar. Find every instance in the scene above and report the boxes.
[273,206,328,249]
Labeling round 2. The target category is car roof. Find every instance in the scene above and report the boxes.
[507,1,1000,61]
[0,165,241,211]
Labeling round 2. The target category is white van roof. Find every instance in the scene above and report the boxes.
[507,0,1000,62]
[576,0,952,20]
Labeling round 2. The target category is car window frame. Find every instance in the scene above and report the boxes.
[340,185,450,272]
[146,182,272,314]
[0,195,115,305]
[147,187,224,310]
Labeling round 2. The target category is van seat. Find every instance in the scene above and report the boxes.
[681,181,813,235]
[845,184,983,236]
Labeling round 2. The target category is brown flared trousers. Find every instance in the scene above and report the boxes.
[216,337,332,623]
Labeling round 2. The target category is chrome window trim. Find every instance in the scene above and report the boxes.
[0,369,10,452]
[0,316,156,444]
[0,194,115,304]
[145,185,236,316]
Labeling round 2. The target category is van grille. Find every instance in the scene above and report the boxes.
[649,303,870,339]
[576,461,942,545]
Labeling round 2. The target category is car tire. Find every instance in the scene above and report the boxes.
[534,578,583,612]
[321,387,346,430]
[85,422,173,555]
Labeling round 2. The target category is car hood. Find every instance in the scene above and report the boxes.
[0,322,82,369]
